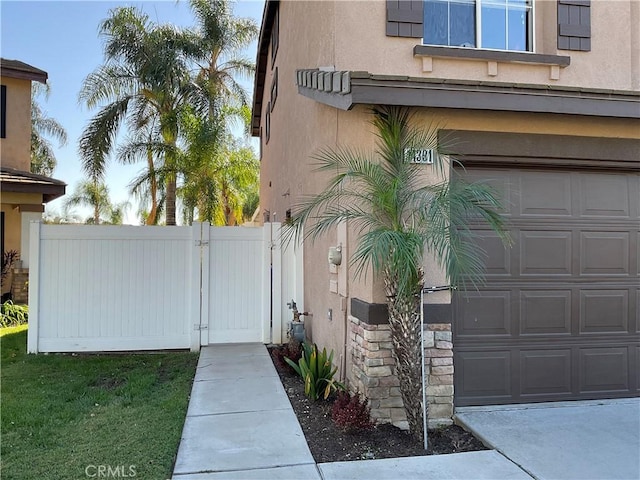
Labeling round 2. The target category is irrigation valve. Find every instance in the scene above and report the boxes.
[328,245,342,266]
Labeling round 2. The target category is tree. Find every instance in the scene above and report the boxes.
[179,106,259,225]
[186,0,258,117]
[31,83,67,176]
[78,6,193,225]
[285,106,510,442]
[64,179,128,225]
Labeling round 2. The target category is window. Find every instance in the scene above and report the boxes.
[265,101,271,144]
[423,0,532,52]
[1,85,6,139]
[270,68,278,111]
[270,7,279,67]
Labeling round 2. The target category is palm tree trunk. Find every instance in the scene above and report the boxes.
[146,148,158,225]
[385,274,425,443]
[166,176,176,226]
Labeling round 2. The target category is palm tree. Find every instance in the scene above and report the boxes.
[64,180,114,224]
[186,0,258,117]
[285,106,510,443]
[31,83,67,176]
[179,105,258,225]
[78,6,193,225]
[116,119,166,225]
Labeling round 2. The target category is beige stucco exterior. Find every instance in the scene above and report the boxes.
[1,61,63,297]
[1,76,32,170]
[255,0,640,384]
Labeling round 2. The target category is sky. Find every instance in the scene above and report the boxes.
[1,0,265,224]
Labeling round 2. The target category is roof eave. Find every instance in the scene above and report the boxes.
[251,0,279,137]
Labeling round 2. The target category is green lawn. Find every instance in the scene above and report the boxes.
[1,326,198,480]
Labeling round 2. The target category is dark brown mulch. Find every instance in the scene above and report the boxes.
[268,346,487,463]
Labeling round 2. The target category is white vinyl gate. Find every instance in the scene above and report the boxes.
[27,222,299,354]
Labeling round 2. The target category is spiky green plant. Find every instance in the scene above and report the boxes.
[284,106,510,442]
[285,343,345,400]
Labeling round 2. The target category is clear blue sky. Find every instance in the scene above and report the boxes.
[1,0,265,224]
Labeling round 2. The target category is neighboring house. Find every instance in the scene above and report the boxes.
[252,1,639,427]
[0,59,66,301]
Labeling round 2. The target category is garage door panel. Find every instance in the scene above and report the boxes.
[455,167,639,406]
[581,232,630,275]
[520,231,572,275]
[580,347,629,392]
[580,290,629,333]
[457,351,511,398]
[579,173,632,218]
[457,291,511,336]
[519,173,572,217]
[474,230,511,275]
[520,290,572,335]
[520,349,572,395]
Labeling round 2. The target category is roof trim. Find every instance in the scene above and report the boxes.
[251,0,279,137]
[0,58,48,84]
[296,70,640,119]
[0,167,66,203]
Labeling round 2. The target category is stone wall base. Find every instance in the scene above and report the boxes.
[347,315,453,430]
[11,269,29,304]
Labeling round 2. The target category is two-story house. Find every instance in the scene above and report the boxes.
[252,0,639,427]
[1,59,66,302]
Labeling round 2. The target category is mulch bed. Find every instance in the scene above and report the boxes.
[268,345,487,463]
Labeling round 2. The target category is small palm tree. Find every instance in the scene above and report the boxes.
[31,83,67,176]
[285,106,510,443]
[64,180,128,225]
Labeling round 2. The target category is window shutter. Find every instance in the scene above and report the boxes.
[558,0,591,51]
[1,85,6,139]
[386,0,423,38]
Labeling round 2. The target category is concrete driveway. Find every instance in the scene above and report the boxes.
[456,399,640,480]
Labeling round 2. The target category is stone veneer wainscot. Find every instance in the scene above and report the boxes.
[347,314,454,430]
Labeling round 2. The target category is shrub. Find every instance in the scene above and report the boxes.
[271,338,302,374]
[1,301,28,327]
[285,342,345,400]
[331,391,375,432]
[1,250,19,282]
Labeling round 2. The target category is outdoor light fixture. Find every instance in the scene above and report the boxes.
[328,244,342,266]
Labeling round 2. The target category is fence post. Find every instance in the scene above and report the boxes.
[27,221,41,354]
[268,222,282,344]
[199,222,211,346]
[189,222,200,352]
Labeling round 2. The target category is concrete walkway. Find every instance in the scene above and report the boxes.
[456,399,640,480]
[172,344,529,480]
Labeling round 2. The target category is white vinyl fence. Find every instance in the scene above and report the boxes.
[27,222,296,354]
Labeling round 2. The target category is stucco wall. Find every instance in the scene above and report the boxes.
[0,76,32,170]
[258,0,640,385]
[260,0,353,374]
[332,0,639,91]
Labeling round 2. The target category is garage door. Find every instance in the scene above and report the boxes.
[454,168,639,406]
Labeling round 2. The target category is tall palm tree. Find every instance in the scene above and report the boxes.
[31,83,67,176]
[116,119,166,225]
[285,106,510,442]
[78,6,193,225]
[179,105,258,225]
[186,0,258,117]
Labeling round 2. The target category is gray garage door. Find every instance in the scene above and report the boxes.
[454,168,639,406]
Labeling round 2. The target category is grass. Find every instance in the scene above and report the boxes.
[1,327,198,480]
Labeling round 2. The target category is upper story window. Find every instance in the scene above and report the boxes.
[423,0,533,52]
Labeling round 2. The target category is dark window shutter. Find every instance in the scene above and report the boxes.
[386,0,423,38]
[1,85,6,139]
[558,0,591,51]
